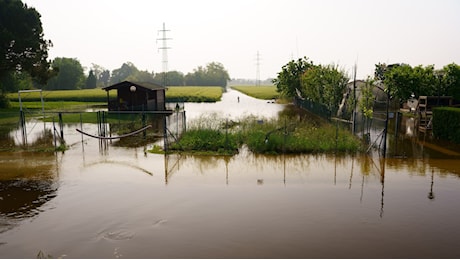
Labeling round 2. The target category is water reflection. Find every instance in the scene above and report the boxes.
[2,90,460,258]
[0,151,58,233]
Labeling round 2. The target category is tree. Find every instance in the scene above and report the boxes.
[185,66,205,86]
[359,76,375,119]
[0,0,54,85]
[184,62,230,87]
[381,63,437,102]
[46,57,84,90]
[98,69,110,87]
[272,57,314,98]
[443,63,460,100]
[153,71,185,86]
[84,70,97,89]
[301,64,349,114]
[127,69,155,83]
[90,63,110,87]
[110,62,138,84]
[206,62,230,87]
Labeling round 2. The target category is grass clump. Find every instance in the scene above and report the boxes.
[171,114,362,155]
[240,117,362,154]
[170,113,239,155]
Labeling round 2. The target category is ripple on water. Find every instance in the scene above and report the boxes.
[98,229,135,241]
[152,219,167,227]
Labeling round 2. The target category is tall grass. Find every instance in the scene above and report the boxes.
[239,117,362,154]
[170,113,239,155]
[171,114,362,155]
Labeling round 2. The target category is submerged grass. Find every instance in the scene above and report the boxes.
[170,113,239,155]
[241,119,362,154]
[170,114,363,155]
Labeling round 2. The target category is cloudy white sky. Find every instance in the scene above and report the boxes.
[23,0,460,81]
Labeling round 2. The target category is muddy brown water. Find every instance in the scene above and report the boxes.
[1,89,460,258]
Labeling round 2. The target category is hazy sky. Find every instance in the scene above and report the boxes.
[23,0,460,80]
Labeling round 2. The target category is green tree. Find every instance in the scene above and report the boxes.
[273,57,314,98]
[90,63,110,87]
[184,62,230,87]
[98,69,110,87]
[154,71,184,86]
[127,69,154,83]
[359,76,375,119]
[0,0,54,85]
[110,62,138,84]
[185,66,205,86]
[382,63,437,102]
[206,62,230,87]
[0,70,33,93]
[301,64,349,114]
[84,70,97,89]
[46,57,84,90]
[443,63,460,100]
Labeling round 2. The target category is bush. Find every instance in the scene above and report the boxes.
[0,92,10,108]
[240,118,362,154]
[433,107,460,144]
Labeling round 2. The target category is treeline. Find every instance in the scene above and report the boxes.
[1,58,230,92]
[273,57,460,118]
[374,62,460,102]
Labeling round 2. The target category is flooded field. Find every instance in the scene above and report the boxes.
[1,89,460,258]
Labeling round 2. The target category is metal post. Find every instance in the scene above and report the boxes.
[53,118,57,150]
[80,113,84,144]
[163,115,168,152]
[382,92,390,158]
[58,112,64,141]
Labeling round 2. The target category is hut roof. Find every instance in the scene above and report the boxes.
[102,81,166,91]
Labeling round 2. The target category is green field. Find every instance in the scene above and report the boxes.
[5,86,224,109]
[7,88,114,102]
[231,85,279,100]
[165,86,222,102]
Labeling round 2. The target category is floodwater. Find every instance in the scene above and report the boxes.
[1,89,460,258]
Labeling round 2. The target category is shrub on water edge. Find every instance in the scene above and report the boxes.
[170,128,239,155]
[239,117,362,154]
[433,107,460,144]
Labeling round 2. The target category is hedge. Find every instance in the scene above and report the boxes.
[433,107,460,144]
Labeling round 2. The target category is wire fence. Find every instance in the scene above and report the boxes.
[294,96,332,120]
[0,105,186,151]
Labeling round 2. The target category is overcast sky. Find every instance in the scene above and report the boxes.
[23,0,460,81]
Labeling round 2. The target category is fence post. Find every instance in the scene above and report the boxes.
[382,92,390,158]
[58,112,64,141]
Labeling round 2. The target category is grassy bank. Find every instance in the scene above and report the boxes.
[6,86,223,104]
[231,85,279,100]
[170,114,362,155]
[7,88,114,102]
